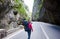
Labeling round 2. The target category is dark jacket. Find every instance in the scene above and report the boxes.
[22,20,31,31]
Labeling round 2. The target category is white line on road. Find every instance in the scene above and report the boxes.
[40,24,49,39]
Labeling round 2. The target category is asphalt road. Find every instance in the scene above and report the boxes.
[3,22,60,39]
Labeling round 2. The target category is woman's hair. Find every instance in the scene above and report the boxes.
[23,18,26,20]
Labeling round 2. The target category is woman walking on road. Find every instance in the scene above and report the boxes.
[22,19,33,39]
[27,20,33,39]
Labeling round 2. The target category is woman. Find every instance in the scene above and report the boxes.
[22,19,33,39]
[27,20,33,39]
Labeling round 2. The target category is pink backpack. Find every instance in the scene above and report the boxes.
[28,22,32,30]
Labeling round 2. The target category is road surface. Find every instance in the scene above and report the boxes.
[3,22,60,39]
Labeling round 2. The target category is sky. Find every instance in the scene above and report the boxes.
[24,0,34,12]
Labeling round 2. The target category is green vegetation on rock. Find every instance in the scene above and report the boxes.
[13,0,27,17]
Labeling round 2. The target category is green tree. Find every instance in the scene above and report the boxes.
[13,0,27,17]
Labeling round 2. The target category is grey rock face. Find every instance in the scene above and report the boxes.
[0,9,20,29]
[32,0,60,25]
[32,0,41,21]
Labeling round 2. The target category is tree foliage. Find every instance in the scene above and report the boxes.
[13,0,27,17]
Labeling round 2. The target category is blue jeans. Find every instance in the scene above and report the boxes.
[27,30,31,39]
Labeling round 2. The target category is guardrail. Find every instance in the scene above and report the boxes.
[2,25,24,39]
[0,29,7,39]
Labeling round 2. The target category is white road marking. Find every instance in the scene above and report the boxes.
[40,24,49,39]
